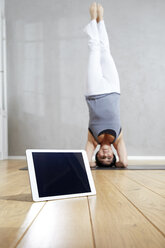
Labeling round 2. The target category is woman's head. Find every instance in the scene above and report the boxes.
[95,144,116,167]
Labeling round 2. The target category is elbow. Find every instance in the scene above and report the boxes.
[121,162,128,168]
[122,158,128,168]
[123,162,128,168]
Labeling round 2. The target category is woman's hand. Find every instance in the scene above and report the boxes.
[116,161,128,168]
[113,131,128,168]
[89,161,97,168]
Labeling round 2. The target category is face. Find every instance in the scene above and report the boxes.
[97,144,114,165]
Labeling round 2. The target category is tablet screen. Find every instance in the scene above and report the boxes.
[32,152,91,197]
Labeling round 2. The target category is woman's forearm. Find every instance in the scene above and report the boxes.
[116,139,128,167]
[114,132,128,168]
[85,141,95,163]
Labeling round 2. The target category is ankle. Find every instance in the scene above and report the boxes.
[97,17,103,23]
[91,17,97,21]
[90,3,97,20]
[97,4,104,22]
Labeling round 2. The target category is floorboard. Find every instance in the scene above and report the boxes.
[123,171,165,197]
[0,160,45,248]
[0,160,165,248]
[134,170,165,184]
[0,199,45,248]
[17,198,94,248]
[103,170,165,236]
[88,170,165,248]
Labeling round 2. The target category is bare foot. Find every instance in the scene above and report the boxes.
[97,3,104,23]
[90,2,97,20]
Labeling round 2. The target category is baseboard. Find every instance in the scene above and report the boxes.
[92,155,165,165]
[8,156,26,160]
[4,155,165,165]
[128,156,165,165]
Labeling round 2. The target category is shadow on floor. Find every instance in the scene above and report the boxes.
[0,193,33,202]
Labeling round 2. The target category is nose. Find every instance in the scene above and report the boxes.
[103,150,109,155]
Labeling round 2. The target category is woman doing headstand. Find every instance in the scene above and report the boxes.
[84,3,128,168]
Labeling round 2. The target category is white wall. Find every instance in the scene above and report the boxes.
[0,0,8,160]
[5,0,165,156]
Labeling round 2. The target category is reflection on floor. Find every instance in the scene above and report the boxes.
[0,159,165,248]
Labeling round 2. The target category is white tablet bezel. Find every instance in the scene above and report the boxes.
[26,149,96,202]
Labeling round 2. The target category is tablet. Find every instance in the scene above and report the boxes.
[26,149,96,202]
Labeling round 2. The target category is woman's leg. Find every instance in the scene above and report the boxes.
[97,4,120,93]
[84,3,120,96]
[83,3,104,96]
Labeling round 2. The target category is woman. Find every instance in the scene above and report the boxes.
[84,3,128,168]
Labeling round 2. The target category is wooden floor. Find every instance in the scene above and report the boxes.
[0,160,165,248]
